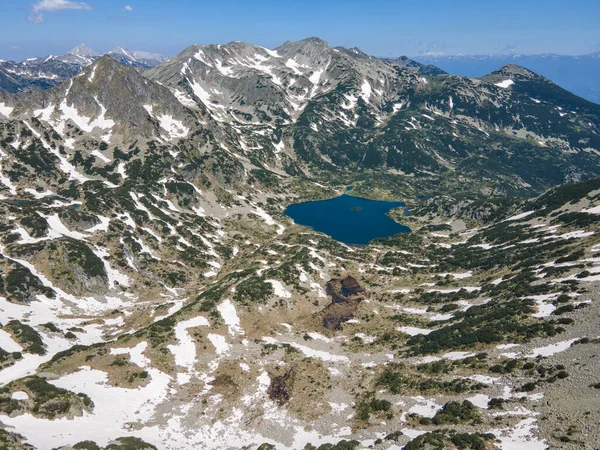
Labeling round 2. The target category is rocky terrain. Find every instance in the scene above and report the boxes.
[0,38,598,449]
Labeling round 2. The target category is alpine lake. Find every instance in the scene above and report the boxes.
[284,190,410,246]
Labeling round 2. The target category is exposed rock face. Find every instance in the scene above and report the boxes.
[321,275,366,330]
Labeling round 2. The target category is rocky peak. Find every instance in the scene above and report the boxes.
[67,44,99,57]
[10,54,199,143]
[338,46,370,60]
[479,63,547,90]
[108,46,135,58]
[494,63,538,78]
[276,37,331,58]
[388,56,447,76]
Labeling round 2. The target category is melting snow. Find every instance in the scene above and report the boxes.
[0,103,14,117]
[505,211,534,221]
[491,417,547,450]
[398,326,432,336]
[309,68,324,85]
[408,398,440,418]
[208,334,230,355]
[0,329,23,352]
[495,79,515,88]
[526,339,578,358]
[266,279,292,298]
[11,391,29,400]
[91,150,111,163]
[1,366,171,449]
[217,299,242,336]
[59,97,115,133]
[143,105,189,140]
[167,316,210,370]
[110,341,150,368]
[360,79,372,101]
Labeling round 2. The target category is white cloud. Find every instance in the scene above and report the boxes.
[124,5,133,12]
[29,0,92,23]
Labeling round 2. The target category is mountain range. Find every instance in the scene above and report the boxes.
[0,37,599,449]
[0,44,170,94]
[1,37,599,198]
[413,52,600,104]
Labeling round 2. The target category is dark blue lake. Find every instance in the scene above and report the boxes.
[284,194,410,245]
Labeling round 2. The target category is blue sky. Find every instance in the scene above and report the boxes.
[1,0,599,60]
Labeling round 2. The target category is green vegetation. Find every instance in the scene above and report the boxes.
[418,401,481,426]
[0,428,34,450]
[378,366,485,394]
[304,440,360,450]
[233,276,274,304]
[0,376,93,419]
[105,437,158,450]
[406,299,562,355]
[355,397,393,421]
[73,441,101,450]
[3,320,45,355]
[416,354,488,374]
[3,265,55,303]
[20,215,48,237]
[531,178,600,216]
[404,429,496,450]
[0,346,23,368]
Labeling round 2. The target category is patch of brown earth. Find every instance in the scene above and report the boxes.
[266,359,331,422]
[320,275,366,330]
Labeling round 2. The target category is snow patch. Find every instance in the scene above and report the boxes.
[167,316,210,370]
[495,79,514,88]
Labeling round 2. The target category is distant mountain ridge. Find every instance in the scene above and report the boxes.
[0,37,599,201]
[0,44,170,93]
[412,51,600,104]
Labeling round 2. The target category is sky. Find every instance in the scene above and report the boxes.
[1,0,599,60]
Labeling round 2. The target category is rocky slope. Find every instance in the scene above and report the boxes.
[0,38,599,450]
[144,37,600,197]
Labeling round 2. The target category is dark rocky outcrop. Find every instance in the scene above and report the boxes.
[267,368,296,405]
[321,275,366,330]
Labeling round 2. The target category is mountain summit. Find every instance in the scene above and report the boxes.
[68,44,100,57]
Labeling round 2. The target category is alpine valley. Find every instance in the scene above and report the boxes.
[0,37,599,450]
